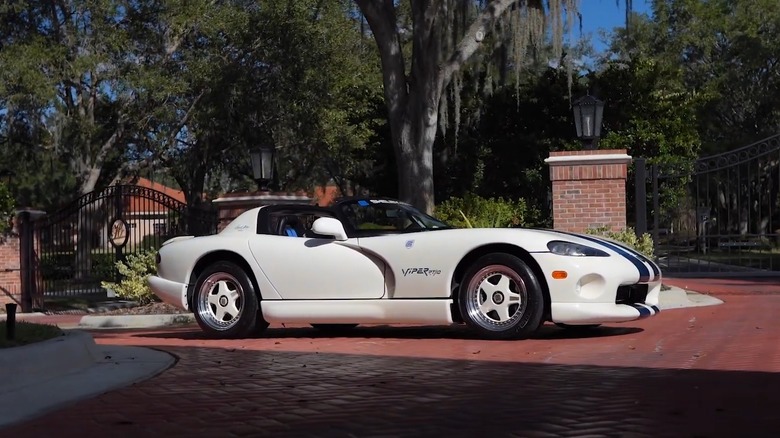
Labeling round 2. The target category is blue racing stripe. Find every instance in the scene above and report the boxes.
[629,303,652,318]
[636,252,660,281]
[611,241,660,281]
[555,231,652,282]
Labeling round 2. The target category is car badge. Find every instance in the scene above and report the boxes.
[405,240,414,249]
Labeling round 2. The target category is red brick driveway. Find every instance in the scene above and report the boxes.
[3,278,780,437]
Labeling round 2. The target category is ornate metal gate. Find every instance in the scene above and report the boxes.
[33,185,217,298]
[640,134,780,276]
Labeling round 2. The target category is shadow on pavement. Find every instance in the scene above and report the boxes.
[124,323,643,341]
[3,346,777,437]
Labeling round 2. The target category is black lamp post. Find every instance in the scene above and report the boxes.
[572,94,605,150]
[250,146,275,191]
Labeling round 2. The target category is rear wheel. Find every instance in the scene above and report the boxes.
[192,261,265,338]
[458,253,544,340]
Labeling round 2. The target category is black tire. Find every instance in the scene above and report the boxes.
[192,261,264,338]
[254,310,271,335]
[458,253,544,340]
[310,324,358,331]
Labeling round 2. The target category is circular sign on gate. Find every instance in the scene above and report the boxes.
[108,218,129,248]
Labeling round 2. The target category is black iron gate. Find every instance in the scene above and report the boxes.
[33,184,217,298]
[636,134,780,276]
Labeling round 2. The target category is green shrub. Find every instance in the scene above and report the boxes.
[0,183,14,234]
[101,250,159,305]
[435,193,540,228]
[586,226,655,259]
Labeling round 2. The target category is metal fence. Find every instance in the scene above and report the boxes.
[636,134,780,276]
[31,185,217,298]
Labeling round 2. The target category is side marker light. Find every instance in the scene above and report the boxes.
[551,271,568,279]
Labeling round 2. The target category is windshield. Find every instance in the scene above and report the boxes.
[338,199,451,234]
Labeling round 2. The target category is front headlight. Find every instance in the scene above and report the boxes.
[547,240,609,257]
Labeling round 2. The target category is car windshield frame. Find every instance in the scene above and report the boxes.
[335,199,451,237]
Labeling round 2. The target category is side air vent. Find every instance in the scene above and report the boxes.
[616,284,648,305]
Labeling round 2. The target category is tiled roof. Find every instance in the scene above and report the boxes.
[125,177,186,213]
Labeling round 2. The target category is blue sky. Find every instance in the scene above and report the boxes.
[576,0,653,53]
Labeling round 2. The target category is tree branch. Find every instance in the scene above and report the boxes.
[79,120,125,193]
[356,0,407,130]
[164,0,218,58]
[163,90,206,154]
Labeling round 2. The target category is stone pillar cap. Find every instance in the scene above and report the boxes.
[545,152,632,166]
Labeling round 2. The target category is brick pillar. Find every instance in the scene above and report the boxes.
[545,149,632,233]
[0,236,21,309]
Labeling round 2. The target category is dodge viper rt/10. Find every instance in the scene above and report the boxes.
[148,197,661,340]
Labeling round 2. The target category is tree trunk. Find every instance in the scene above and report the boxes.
[357,0,521,214]
[177,165,209,235]
[395,90,439,213]
[397,122,436,213]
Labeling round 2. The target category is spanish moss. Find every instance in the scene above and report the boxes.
[437,0,580,137]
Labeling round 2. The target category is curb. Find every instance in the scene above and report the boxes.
[0,331,175,428]
[0,312,48,320]
[79,313,195,329]
[658,286,724,310]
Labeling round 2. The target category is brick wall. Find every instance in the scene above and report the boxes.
[546,149,632,233]
[0,236,21,309]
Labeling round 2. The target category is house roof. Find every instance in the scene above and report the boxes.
[125,177,187,214]
[133,177,187,203]
[123,178,342,213]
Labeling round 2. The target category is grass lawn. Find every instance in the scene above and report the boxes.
[0,321,64,348]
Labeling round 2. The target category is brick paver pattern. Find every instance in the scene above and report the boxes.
[2,279,780,437]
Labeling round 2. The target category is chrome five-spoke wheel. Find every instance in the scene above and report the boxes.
[192,261,264,338]
[465,265,527,329]
[458,253,544,340]
[197,272,244,330]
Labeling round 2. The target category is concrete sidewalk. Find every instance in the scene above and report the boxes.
[0,331,174,428]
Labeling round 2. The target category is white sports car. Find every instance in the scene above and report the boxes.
[149,197,661,340]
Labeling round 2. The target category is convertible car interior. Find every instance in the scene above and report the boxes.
[254,197,451,239]
[257,205,336,238]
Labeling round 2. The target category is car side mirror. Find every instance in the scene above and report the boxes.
[311,217,348,241]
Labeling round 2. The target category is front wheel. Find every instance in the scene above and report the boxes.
[192,261,263,338]
[458,253,544,340]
